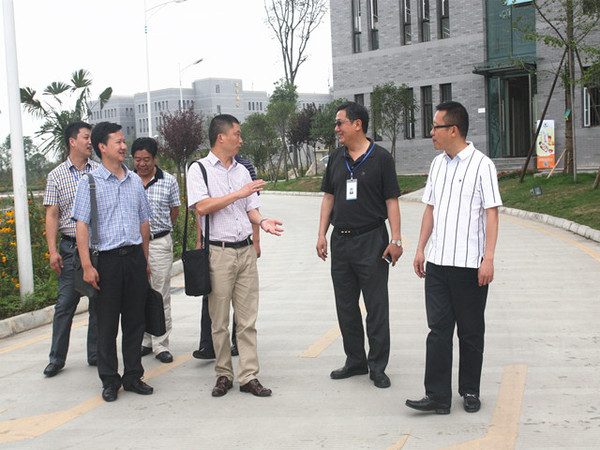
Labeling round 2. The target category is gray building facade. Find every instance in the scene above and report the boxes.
[330,0,599,174]
[90,77,333,142]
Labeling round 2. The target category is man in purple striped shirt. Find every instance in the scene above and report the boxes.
[187,114,283,398]
[406,101,501,415]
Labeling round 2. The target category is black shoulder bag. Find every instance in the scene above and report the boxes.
[73,173,100,299]
[182,161,212,296]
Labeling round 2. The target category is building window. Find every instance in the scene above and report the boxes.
[216,84,220,93]
[404,88,415,139]
[583,69,600,127]
[419,0,430,42]
[440,83,452,103]
[217,105,221,114]
[401,0,412,45]
[438,0,449,38]
[421,86,433,138]
[352,0,362,53]
[354,93,365,105]
[368,0,379,50]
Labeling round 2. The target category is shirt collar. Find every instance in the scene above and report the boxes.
[98,163,132,180]
[445,141,475,162]
[66,156,94,170]
[207,151,238,169]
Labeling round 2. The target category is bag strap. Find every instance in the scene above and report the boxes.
[183,161,210,253]
[86,173,99,251]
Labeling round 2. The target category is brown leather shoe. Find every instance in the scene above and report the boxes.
[240,378,272,397]
[211,376,233,397]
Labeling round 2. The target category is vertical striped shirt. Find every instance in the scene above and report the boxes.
[43,158,99,237]
[422,142,502,268]
[71,164,152,251]
[187,152,260,243]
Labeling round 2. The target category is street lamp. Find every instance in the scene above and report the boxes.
[179,58,203,111]
[144,0,187,137]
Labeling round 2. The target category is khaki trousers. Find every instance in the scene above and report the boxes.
[142,233,173,354]
[208,244,259,385]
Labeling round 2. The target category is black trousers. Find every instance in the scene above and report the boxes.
[95,245,149,388]
[424,262,488,405]
[330,225,390,373]
[199,295,236,350]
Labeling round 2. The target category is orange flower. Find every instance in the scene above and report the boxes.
[15,283,20,288]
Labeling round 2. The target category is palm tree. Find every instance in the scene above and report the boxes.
[20,69,112,158]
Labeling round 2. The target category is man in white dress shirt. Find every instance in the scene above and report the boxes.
[406,101,502,415]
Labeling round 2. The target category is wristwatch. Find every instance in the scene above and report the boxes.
[390,239,403,247]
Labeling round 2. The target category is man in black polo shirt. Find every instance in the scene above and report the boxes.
[316,101,403,389]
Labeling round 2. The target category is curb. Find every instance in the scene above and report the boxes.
[0,260,184,340]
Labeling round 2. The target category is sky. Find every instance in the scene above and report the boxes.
[0,0,333,145]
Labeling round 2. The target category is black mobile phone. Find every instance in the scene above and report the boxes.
[384,254,392,264]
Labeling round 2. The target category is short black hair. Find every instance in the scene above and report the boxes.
[337,101,369,134]
[436,101,469,138]
[208,114,240,148]
[131,137,158,157]
[91,122,122,158]
[63,121,91,150]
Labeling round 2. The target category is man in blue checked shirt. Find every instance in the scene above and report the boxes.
[132,137,180,364]
[43,121,99,378]
[72,122,154,403]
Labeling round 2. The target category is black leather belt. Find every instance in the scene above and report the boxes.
[333,220,384,237]
[209,237,252,249]
[150,230,170,240]
[61,234,76,242]
[100,245,139,256]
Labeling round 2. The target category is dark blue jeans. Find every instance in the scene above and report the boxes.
[49,239,97,365]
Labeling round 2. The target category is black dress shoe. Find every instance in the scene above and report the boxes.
[155,351,173,363]
[230,343,239,356]
[43,362,64,377]
[192,347,216,360]
[330,365,369,380]
[405,396,451,415]
[463,394,481,413]
[123,379,154,395]
[141,346,152,357]
[102,385,119,402]
[369,371,391,388]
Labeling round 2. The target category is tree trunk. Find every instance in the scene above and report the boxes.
[563,0,575,175]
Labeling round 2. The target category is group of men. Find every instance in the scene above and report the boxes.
[42,100,500,414]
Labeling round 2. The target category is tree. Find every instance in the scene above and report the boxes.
[310,98,346,151]
[371,82,418,161]
[20,69,112,158]
[157,107,205,183]
[241,113,278,179]
[519,0,600,177]
[288,103,317,174]
[264,0,328,85]
[266,81,298,181]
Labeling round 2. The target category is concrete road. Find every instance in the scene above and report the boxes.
[1,193,599,449]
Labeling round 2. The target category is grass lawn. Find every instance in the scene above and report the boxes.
[263,172,600,231]
[498,172,600,231]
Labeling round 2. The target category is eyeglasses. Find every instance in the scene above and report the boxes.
[431,124,458,130]
[334,119,353,127]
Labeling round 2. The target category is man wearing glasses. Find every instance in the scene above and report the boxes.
[406,101,501,414]
[316,101,403,389]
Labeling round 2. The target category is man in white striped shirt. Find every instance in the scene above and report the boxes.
[406,101,501,415]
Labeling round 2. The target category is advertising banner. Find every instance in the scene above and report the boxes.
[536,120,555,170]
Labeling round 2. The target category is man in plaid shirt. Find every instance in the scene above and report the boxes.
[43,121,99,377]
[132,137,180,364]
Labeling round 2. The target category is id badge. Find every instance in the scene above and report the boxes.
[346,178,358,200]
